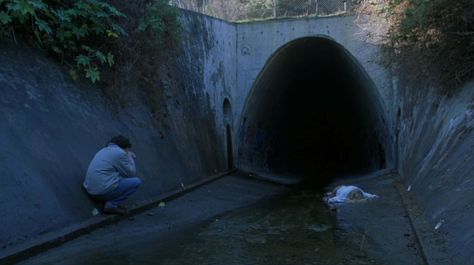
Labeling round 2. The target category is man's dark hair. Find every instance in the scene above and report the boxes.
[109,135,132,149]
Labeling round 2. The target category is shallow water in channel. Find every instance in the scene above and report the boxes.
[153,190,376,265]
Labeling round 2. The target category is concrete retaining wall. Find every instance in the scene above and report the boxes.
[396,77,474,264]
[0,11,235,253]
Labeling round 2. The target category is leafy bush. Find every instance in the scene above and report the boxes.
[0,0,127,83]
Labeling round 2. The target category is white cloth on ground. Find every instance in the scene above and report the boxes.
[327,185,378,204]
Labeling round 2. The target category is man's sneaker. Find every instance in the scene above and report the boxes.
[103,206,127,215]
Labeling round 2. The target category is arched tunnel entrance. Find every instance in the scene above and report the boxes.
[237,37,388,186]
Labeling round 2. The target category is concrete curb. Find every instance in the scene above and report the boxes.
[0,169,236,265]
[394,177,451,265]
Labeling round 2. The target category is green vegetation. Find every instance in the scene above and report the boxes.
[369,0,474,89]
[138,0,180,44]
[91,0,181,114]
[0,0,126,83]
[388,0,473,45]
[356,0,473,90]
[0,0,180,84]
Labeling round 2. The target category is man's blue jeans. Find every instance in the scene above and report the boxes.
[94,177,142,209]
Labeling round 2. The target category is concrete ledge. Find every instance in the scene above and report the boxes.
[394,177,450,265]
[0,169,236,265]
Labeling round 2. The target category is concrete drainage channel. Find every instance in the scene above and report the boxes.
[1,9,472,264]
[4,169,449,265]
[0,170,236,265]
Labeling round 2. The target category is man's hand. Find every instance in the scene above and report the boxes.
[125,148,136,159]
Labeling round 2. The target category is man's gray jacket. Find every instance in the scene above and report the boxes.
[83,143,136,195]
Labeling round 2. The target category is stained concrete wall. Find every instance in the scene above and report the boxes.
[179,12,237,141]
[0,11,236,252]
[395,79,474,264]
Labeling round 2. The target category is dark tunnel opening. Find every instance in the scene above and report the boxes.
[238,37,387,186]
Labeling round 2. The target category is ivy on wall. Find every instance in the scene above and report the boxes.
[0,0,181,84]
[0,0,128,83]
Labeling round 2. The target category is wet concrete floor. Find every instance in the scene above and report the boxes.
[19,173,425,265]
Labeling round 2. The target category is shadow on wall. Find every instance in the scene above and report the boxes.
[237,36,388,186]
[223,98,234,170]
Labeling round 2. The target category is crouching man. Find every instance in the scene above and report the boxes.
[83,135,142,215]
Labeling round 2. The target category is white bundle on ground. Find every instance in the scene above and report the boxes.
[325,185,378,205]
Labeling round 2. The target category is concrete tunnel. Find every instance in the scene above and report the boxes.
[237,37,388,185]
